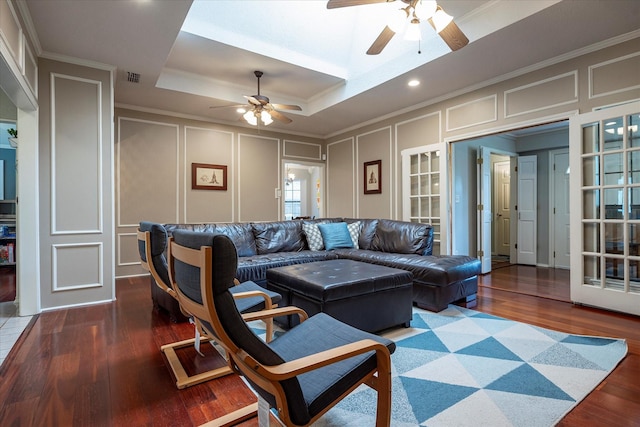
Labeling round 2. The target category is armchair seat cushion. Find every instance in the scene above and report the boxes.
[269,312,395,424]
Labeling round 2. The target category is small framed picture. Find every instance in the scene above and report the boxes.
[192,163,227,191]
[364,160,381,194]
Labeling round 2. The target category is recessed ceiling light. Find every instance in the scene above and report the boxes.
[408,79,420,87]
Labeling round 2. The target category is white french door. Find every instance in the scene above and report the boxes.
[570,101,640,315]
[477,147,493,273]
[517,156,537,265]
[401,144,448,255]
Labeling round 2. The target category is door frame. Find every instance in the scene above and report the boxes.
[281,160,325,220]
[493,157,511,257]
[477,146,517,273]
[446,111,577,257]
[548,148,570,268]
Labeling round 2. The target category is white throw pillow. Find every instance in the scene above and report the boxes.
[302,222,325,251]
[346,221,362,249]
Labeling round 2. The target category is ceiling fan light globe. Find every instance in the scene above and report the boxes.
[261,110,273,125]
[387,7,408,33]
[243,110,258,126]
[432,7,453,33]
[413,0,437,21]
[237,107,247,114]
[404,19,422,41]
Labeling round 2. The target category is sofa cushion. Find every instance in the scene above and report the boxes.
[210,223,257,257]
[318,222,354,250]
[371,219,432,255]
[333,249,481,287]
[236,251,339,286]
[252,220,306,254]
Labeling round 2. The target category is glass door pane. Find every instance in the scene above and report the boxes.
[404,148,442,254]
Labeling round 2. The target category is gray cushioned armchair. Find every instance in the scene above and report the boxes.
[168,230,395,426]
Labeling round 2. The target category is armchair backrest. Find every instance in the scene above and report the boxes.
[168,230,307,419]
[137,221,172,294]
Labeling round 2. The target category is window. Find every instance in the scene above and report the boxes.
[284,180,301,220]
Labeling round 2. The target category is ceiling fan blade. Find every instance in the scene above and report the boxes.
[327,0,390,9]
[268,110,293,124]
[244,95,262,106]
[429,18,469,51]
[271,103,302,111]
[209,104,246,110]
[367,26,396,55]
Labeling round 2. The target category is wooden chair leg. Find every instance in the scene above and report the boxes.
[198,402,259,427]
[161,337,233,389]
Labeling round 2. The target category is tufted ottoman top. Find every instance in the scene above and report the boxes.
[266,259,413,302]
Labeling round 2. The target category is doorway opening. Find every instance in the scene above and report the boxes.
[282,161,324,220]
[450,121,569,286]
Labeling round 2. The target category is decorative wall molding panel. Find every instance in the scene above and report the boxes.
[52,242,103,292]
[50,73,102,235]
[589,51,640,99]
[283,139,322,160]
[446,95,498,131]
[117,117,179,227]
[185,126,234,223]
[504,71,578,118]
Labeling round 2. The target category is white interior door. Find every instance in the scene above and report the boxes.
[551,150,570,268]
[517,155,537,265]
[493,160,511,256]
[570,101,640,316]
[477,147,492,273]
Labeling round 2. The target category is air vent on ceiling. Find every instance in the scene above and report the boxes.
[126,71,141,83]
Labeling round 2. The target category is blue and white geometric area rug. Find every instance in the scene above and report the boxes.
[312,305,628,427]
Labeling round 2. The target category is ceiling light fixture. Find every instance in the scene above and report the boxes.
[431,5,453,33]
[384,0,455,52]
[404,18,422,41]
[408,79,420,87]
[243,110,258,126]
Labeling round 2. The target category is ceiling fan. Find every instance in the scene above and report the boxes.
[211,70,302,126]
[327,0,469,55]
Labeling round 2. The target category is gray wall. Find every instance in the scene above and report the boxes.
[115,109,324,278]
[327,38,640,257]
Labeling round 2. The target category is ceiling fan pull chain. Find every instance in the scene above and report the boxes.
[418,39,421,54]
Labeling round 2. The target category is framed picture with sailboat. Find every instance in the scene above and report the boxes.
[192,163,227,191]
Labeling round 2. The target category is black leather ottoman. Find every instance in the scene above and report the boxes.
[266,259,413,333]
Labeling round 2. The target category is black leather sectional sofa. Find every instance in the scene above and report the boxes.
[154,218,480,324]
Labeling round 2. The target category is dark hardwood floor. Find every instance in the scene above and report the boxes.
[1,269,639,426]
[0,266,16,302]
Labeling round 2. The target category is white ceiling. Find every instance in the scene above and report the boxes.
[24,0,640,138]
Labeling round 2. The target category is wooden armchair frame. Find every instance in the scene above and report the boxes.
[168,236,392,427]
[137,228,278,391]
